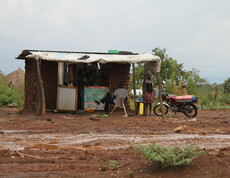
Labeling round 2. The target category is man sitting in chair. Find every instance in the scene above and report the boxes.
[94,81,128,114]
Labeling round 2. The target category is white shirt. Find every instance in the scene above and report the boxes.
[113,88,128,105]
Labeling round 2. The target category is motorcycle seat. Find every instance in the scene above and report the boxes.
[174,95,195,102]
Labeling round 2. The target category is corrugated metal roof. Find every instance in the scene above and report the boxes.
[16,49,138,59]
[16,49,161,72]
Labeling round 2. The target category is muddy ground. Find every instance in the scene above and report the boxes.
[0,108,230,177]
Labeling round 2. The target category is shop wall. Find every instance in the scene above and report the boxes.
[23,60,58,112]
[110,63,131,110]
[41,60,58,110]
[24,61,130,112]
[23,59,37,112]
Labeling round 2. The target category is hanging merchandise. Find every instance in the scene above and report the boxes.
[69,64,74,84]
[97,63,100,69]
[73,64,78,86]
[63,63,69,86]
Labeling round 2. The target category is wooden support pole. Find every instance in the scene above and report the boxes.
[36,75,41,115]
[143,63,148,116]
[132,63,137,114]
[156,72,165,120]
[212,85,218,107]
[36,56,46,120]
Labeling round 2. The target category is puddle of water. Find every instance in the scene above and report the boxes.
[25,144,59,150]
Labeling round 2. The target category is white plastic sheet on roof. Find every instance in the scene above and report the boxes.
[26,51,161,72]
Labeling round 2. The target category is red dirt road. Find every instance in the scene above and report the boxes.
[0,108,230,177]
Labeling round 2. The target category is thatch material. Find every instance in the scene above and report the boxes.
[0,71,5,84]
[5,68,25,90]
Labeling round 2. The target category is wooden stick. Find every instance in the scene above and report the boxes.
[143,64,148,116]
[36,56,46,120]
[56,62,60,110]
[121,98,128,116]
[212,85,218,107]
[75,65,79,111]
[109,105,117,115]
[132,63,137,114]
[156,72,165,120]
[17,152,39,159]
[36,75,41,115]
[36,59,42,115]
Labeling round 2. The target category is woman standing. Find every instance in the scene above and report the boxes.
[143,72,154,115]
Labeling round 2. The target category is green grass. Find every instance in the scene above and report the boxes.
[130,99,135,110]
[201,105,230,110]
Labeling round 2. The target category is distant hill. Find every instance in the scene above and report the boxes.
[5,68,25,90]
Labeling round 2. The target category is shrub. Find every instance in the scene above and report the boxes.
[98,158,108,171]
[127,169,134,177]
[199,96,212,110]
[134,142,206,168]
[223,77,230,93]
[0,84,24,107]
[220,94,230,104]
[109,160,120,170]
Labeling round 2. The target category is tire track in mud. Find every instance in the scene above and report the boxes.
[0,131,230,151]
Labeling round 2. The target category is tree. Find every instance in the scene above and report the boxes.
[130,47,206,96]
[187,75,198,95]
[130,64,144,90]
[170,81,179,95]
[152,47,187,85]
[223,77,230,93]
[187,68,207,86]
[179,79,188,95]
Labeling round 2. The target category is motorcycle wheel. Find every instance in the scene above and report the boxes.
[183,104,197,117]
[153,104,169,116]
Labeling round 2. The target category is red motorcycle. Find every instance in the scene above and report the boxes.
[153,93,199,117]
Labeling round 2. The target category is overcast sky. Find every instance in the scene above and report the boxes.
[0,0,230,83]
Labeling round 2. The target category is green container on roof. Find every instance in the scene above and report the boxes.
[108,50,119,54]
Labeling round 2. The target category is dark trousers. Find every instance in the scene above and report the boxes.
[100,93,114,113]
